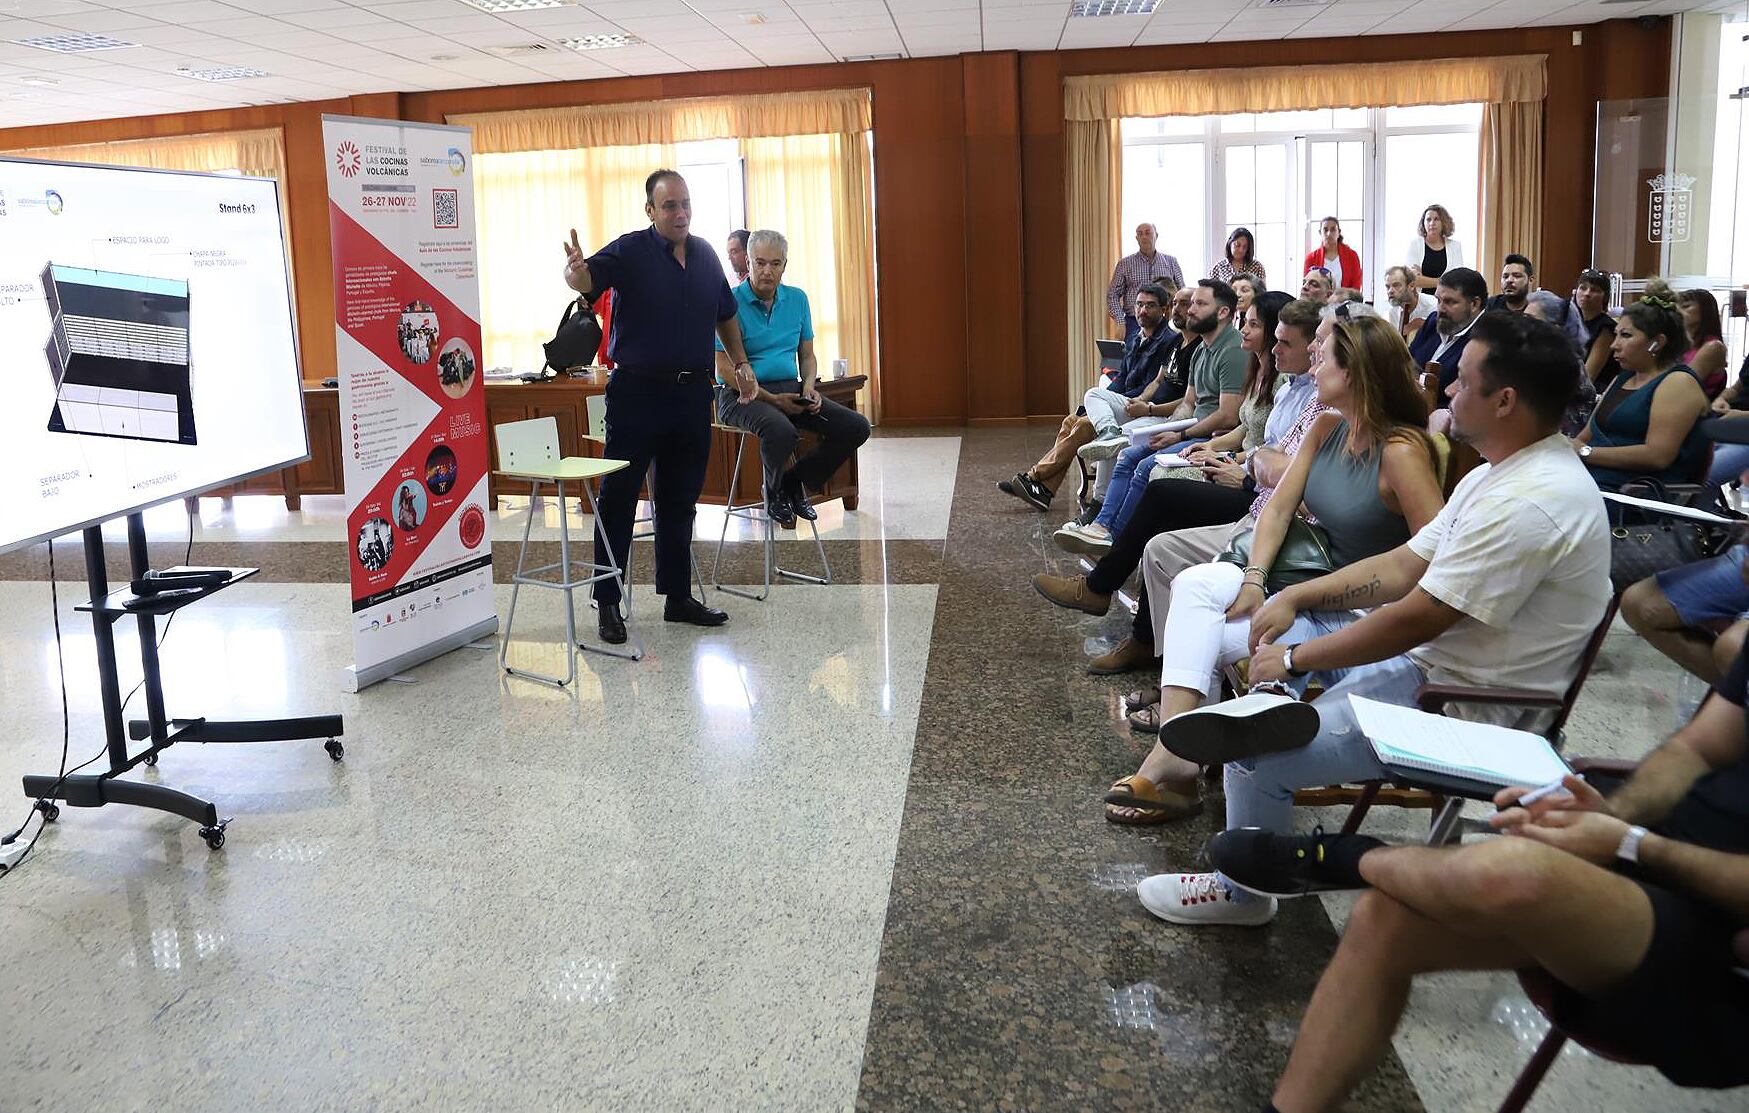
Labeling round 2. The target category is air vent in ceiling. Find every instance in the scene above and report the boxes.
[10,32,138,52]
[842,52,904,61]
[484,42,556,56]
[1068,0,1157,16]
[1255,0,1332,7]
[178,66,270,82]
[462,0,576,12]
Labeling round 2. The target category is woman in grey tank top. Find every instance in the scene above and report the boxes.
[1106,315,1446,825]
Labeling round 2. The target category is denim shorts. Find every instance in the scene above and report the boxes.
[1654,545,1749,627]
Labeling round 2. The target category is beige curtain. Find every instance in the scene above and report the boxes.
[452,90,871,153]
[1478,101,1543,298]
[1066,119,1122,400]
[1062,55,1547,405]
[0,127,286,179]
[474,142,674,371]
[456,91,877,405]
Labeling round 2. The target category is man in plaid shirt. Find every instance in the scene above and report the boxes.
[1108,223,1184,344]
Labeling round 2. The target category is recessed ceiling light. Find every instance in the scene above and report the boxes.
[560,34,639,50]
[737,11,767,24]
[841,52,903,62]
[18,75,58,86]
[1067,0,1156,14]
[460,0,576,11]
[177,66,270,82]
[10,32,138,53]
[429,53,461,61]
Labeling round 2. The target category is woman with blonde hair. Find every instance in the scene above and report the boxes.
[1407,204,1464,291]
[1106,315,1445,823]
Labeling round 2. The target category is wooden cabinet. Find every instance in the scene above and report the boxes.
[227,375,865,513]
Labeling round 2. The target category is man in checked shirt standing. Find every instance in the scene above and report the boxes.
[1107,223,1184,344]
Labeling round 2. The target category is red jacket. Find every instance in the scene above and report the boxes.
[1302,244,1363,291]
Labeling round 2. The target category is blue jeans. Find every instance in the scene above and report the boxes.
[1094,439,1208,533]
[1708,441,1749,491]
[1217,611,1428,901]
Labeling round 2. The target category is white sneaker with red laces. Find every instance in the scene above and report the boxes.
[1137,871,1278,926]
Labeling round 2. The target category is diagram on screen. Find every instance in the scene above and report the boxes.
[42,262,196,445]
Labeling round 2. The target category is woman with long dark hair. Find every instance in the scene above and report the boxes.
[1680,288,1728,398]
[1210,227,1266,287]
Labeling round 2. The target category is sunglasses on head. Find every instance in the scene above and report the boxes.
[1307,267,1332,280]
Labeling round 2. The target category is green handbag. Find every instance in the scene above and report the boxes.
[1215,518,1335,594]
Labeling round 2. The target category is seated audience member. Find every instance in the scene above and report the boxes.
[1214,645,1749,1112]
[1210,226,1267,287]
[1058,280,1247,551]
[1623,543,1749,685]
[1575,279,1710,492]
[999,285,1187,512]
[1054,292,1290,556]
[1680,288,1729,399]
[1485,253,1535,313]
[1383,265,1435,341]
[1575,267,1620,384]
[1407,203,1464,291]
[1108,222,1184,344]
[726,228,750,285]
[1303,217,1362,291]
[713,230,871,528]
[1705,357,1749,491]
[1231,273,1262,315]
[1407,266,1488,397]
[1526,289,1597,434]
[1033,298,1325,665]
[1139,312,1610,926]
[1105,316,1444,822]
[1299,267,1335,305]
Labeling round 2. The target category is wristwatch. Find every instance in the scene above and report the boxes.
[1283,645,1308,677]
[1615,824,1648,864]
[1578,444,1593,458]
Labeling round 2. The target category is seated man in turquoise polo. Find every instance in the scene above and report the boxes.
[714,229,870,527]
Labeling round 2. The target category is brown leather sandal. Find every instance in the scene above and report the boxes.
[1121,687,1162,715]
[1102,774,1203,825]
[1127,704,1164,734]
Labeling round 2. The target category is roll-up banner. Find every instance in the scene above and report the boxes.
[322,115,495,692]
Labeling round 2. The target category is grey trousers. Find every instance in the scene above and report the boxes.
[1140,517,1252,653]
[715,380,872,494]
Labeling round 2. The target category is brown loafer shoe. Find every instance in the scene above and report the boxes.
[1088,635,1153,675]
[1032,573,1111,616]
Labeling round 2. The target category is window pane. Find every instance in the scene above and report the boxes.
[1219,113,1256,134]
[1385,103,1483,128]
[1308,142,1336,221]
[1384,131,1479,299]
[1122,116,1204,139]
[1122,142,1207,281]
[1337,140,1364,217]
[1256,144,1287,223]
[1225,144,1256,220]
[1257,109,1332,132]
[1331,107,1370,129]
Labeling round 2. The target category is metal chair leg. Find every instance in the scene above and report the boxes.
[713,430,773,602]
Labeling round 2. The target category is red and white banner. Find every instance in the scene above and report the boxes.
[323,115,495,691]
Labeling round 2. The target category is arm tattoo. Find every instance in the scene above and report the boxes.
[1315,574,1382,610]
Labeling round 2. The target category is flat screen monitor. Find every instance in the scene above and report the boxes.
[0,157,307,554]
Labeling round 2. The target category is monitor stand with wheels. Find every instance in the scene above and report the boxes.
[20,512,344,850]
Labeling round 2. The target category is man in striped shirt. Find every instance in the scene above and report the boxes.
[1107,223,1184,344]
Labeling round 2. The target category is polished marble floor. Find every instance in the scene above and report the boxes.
[0,428,1740,1112]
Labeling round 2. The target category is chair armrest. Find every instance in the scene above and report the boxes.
[1414,684,1564,713]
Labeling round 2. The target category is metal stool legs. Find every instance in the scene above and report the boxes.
[500,475,643,687]
[711,427,832,602]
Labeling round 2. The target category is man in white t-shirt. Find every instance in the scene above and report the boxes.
[1132,311,1611,926]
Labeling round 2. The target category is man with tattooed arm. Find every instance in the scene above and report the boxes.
[1134,311,1614,926]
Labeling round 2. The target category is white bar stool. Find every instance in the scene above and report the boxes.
[710,422,832,602]
[583,392,706,601]
[495,416,641,688]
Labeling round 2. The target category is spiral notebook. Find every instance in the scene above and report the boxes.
[1348,696,1570,791]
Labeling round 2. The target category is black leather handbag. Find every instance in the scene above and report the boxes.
[542,296,603,372]
[1607,477,1738,593]
[1215,518,1336,594]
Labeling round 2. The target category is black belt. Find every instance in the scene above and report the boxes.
[614,367,708,384]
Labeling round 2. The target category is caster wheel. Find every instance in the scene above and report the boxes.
[199,825,225,850]
[36,800,59,823]
[143,753,158,767]
[324,739,344,762]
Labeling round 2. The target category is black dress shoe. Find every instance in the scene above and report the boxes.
[597,606,627,645]
[664,594,728,626]
[765,487,796,529]
[783,473,818,522]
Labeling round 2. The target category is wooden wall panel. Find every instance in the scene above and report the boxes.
[962,52,1027,425]
[0,18,1670,425]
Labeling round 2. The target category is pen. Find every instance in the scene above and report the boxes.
[1514,777,1573,808]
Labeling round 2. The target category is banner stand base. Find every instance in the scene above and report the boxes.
[343,616,499,693]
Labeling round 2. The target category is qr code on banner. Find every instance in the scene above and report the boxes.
[432,188,458,230]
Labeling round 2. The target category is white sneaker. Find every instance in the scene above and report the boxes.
[1156,691,1320,766]
[1077,434,1128,462]
[1052,522,1113,556]
[1137,871,1278,926]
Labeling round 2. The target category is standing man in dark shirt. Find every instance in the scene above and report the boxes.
[562,169,758,643]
